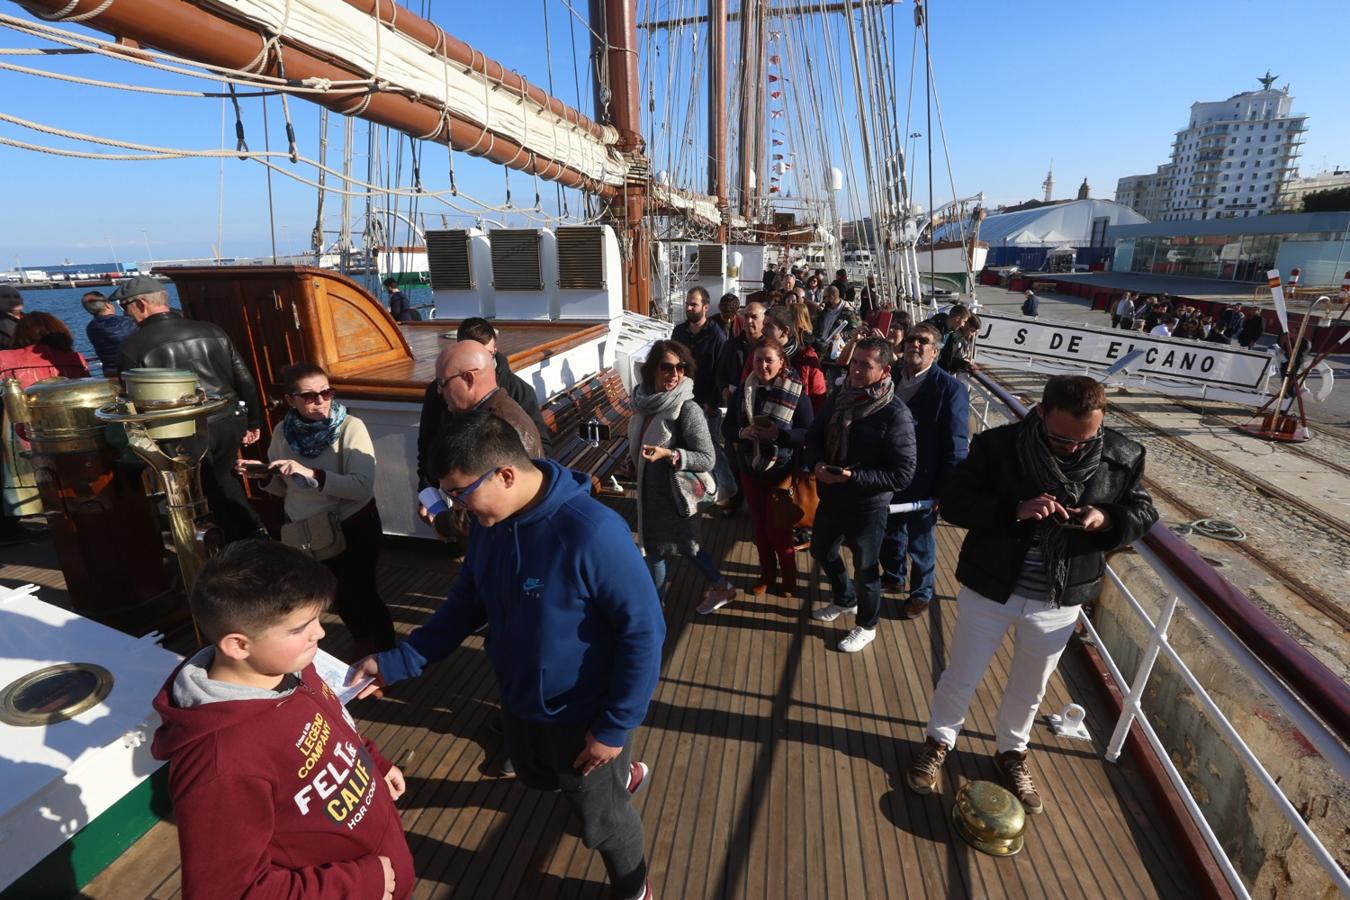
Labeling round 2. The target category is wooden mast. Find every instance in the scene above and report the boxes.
[603,0,653,314]
[709,0,729,242]
[736,0,757,218]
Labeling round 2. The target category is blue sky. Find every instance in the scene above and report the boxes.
[0,0,1345,266]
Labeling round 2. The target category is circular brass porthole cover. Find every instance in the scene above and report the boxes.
[0,663,114,726]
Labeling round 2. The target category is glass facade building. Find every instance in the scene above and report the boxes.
[1108,212,1350,284]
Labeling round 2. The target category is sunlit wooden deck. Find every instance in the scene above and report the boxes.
[33,498,1193,899]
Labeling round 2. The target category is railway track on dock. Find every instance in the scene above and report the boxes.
[1165,396,1350,481]
[986,373,1350,635]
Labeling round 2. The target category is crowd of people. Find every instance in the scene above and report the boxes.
[1108,290,1266,346]
[0,268,1159,899]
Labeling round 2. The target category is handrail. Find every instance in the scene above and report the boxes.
[968,370,1350,747]
[1141,526,1350,743]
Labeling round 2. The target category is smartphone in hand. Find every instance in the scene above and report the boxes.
[822,464,844,476]
[238,460,272,479]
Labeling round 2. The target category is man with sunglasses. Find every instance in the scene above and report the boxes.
[354,411,664,900]
[415,340,542,536]
[881,323,968,618]
[114,275,266,542]
[906,375,1156,815]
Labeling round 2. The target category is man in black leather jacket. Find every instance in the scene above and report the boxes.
[114,276,265,542]
[806,337,916,654]
[906,375,1157,816]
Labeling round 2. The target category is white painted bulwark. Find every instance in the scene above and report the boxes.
[0,585,181,891]
[976,312,1272,391]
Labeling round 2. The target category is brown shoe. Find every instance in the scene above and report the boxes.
[750,581,770,596]
[901,596,930,620]
[779,575,796,598]
[995,750,1044,815]
[905,737,949,795]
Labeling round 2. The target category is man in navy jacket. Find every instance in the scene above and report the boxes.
[355,412,665,900]
[881,323,969,618]
[806,337,916,653]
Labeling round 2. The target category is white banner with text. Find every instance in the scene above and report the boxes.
[975,313,1272,390]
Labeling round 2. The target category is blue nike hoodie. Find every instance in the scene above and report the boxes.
[377,459,665,747]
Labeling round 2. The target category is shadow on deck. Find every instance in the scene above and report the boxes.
[16,496,1193,899]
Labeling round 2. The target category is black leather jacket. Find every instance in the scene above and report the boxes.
[117,312,262,428]
[940,422,1158,607]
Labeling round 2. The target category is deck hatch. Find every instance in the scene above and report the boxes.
[696,244,724,277]
[490,229,544,291]
[556,227,606,289]
[426,230,473,291]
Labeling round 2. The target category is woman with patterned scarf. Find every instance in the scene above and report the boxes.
[628,340,737,615]
[721,337,815,596]
[240,361,395,657]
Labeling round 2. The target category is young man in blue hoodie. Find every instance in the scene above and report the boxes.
[351,411,665,900]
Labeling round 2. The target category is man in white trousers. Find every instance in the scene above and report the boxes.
[905,375,1157,814]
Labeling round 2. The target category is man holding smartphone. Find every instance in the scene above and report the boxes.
[805,337,916,653]
[906,375,1157,815]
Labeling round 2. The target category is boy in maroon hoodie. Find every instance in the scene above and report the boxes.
[152,540,414,899]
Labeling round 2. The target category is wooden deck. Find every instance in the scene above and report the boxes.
[17,500,1194,899]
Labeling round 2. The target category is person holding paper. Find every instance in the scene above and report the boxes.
[352,412,664,900]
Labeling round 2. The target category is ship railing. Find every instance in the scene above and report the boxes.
[962,370,1350,898]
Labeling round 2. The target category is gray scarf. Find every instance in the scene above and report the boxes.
[628,378,695,546]
[825,375,894,464]
[1015,413,1103,604]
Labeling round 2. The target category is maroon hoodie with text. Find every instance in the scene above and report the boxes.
[152,649,414,899]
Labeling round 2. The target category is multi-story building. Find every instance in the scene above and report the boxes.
[1115,73,1307,222]
[1114,164,1174,221]
[1276,167,1350,212]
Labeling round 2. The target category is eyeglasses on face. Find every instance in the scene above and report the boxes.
[1044,428,1102,449]
[436,366,482,390]
[902,336,933,346]
[657,362,686,375]
[289,387,335,403]
[440,467,499,506]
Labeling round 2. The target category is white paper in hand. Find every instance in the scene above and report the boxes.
[311,647,373,706]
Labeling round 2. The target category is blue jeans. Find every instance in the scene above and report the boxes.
[810,501,888,629]
[880,507,937,601]
[648,549,725,603]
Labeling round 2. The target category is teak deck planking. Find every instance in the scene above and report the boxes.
[45,498,1196,900]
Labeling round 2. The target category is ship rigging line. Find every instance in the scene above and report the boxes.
[0,12,374,93]
[0,126,605,226]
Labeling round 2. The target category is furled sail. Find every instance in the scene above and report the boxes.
[203,0,627,185]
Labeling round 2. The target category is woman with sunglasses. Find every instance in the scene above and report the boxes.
[240,361,396,657]
[629,340,736,614]
[722,337,814,597]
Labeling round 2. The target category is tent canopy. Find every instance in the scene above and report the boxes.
[936,199,1148,247]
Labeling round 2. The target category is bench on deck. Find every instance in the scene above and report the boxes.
[541,369,634,494]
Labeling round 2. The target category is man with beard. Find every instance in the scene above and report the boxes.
[671,287,727,417]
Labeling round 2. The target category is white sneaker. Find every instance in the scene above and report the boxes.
[812,602,857,622]
[839,626,876,653]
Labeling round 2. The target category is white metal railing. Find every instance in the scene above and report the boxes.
[960,373,1350,898]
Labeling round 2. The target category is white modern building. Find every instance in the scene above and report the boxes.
[1115,73,1307,222]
